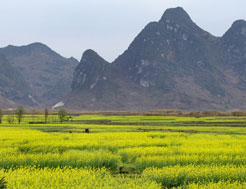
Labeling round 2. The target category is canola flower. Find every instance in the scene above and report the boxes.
[142,165,246,187]
[0,167,161,189]
[1,118,246,188]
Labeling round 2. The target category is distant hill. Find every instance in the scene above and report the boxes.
[62,7,246,111]
[0,43,79,106]
[0,54,34,107]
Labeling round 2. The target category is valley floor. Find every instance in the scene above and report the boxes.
[1,114,246,188]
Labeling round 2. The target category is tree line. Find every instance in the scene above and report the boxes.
[0,106,68,124]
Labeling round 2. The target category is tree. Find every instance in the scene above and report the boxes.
[44,108,49,124]
[15,106,25,124]
[0,109,3,124]
[7,115,14,124]
[58,109,67,123]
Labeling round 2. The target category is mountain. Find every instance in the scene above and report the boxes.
[71,49,112,90]
[221,20,246,89]
[0,54,35,107]
[60,7,246,111]
[0,95,16,108]
[0,43,79,105]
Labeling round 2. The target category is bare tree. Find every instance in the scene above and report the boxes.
[7,115,14,124]
[0,109,3,124]
[58,109,67,123]
[44,108,49,123]
[15,106,25,124]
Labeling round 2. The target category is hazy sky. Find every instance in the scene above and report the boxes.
[0,0,245,62]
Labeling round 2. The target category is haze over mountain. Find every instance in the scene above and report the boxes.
[0,43,79,107]
[61,7,246,111]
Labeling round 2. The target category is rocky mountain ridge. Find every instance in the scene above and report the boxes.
[0,43,79,107]
[63,7,246,111]
[0,54,35,107]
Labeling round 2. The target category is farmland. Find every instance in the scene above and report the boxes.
[1,114,246,188]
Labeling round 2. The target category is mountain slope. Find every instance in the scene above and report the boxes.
[61,7,246,111]
[0,54,35,107]
[0,43,79,105]
[0,95,16,108]
[221,20,246,89]
[114,7,225,96]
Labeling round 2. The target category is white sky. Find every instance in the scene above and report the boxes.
[0,0,245,62]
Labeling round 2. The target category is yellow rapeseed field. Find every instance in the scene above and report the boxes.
[1,115,246,188]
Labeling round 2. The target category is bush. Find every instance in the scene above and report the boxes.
[7,115,15,124]
[58,109,67,123]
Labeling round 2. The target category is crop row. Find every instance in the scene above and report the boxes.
[0,167,161,188]
[143,165,246,187]
[2,166,246,188]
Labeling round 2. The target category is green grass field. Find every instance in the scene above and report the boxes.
[1,114,246,188]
